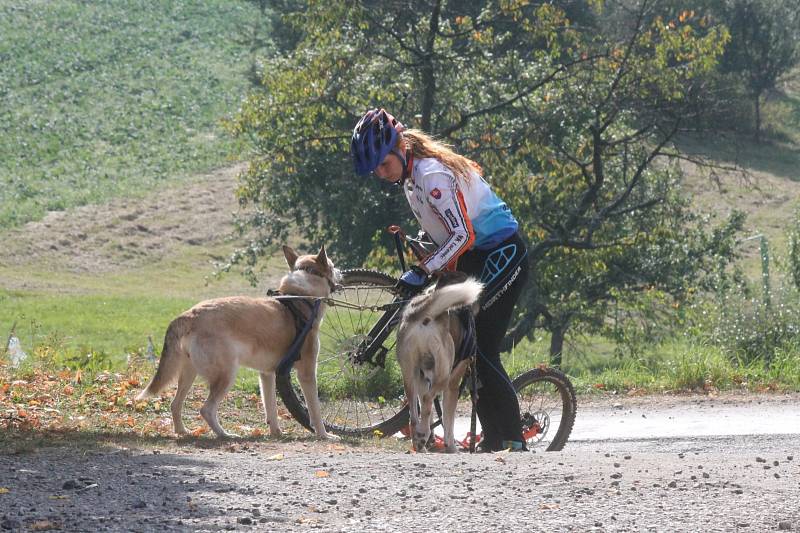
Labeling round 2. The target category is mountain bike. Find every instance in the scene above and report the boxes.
[275,227,577,451]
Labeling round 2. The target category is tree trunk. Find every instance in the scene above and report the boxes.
[549,325,565,367]
[499,311,536,353]
[419,0,441,132]
[754,92,761,143]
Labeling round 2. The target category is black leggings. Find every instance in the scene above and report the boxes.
[457,232,529,448]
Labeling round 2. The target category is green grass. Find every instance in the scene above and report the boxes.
[0,0,264,227]
[498,333,800,393]
[0,289,194,359]
[0,240,282,364]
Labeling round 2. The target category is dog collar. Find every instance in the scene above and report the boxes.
[295,265,337,291]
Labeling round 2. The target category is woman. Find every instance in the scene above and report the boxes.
[351,108,530,452]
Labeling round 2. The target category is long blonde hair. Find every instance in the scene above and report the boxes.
[400,129,481,182]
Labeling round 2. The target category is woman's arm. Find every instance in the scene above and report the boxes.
[420,172,475,272]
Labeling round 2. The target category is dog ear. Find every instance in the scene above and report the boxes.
[283,245,299,269]
[315,245,328,267]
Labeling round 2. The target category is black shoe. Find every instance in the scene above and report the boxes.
[475,439,502,453]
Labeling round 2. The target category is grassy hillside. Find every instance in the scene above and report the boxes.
[0,0,263,227]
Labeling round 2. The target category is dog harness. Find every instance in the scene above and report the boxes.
[266,290,322,376]
[455,307,479,399]
[455,307,478,367]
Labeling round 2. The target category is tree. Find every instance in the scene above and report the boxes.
[713,0,800,140]
[226,0,739,361]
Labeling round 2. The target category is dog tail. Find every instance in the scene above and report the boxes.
[404,278,483,323]
[135,316,191,400]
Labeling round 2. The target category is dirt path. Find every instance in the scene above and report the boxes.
[1,394,798,532]
[0,165,243,279]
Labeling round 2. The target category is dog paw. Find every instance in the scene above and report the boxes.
[317,432,340,441]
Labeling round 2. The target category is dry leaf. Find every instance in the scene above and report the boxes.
[267,453,284,461]
[29,520,61,531]
[191,426,209,437]
[0,487,10,494]
[314,470,330,478]
[539,503,559,510]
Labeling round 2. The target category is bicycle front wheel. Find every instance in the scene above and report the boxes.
[513,367,577,451]
[276,269,410,437]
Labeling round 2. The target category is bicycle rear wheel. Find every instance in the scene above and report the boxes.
[276,269,411,437]
[513,367,577,451]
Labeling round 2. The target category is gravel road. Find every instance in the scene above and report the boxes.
[2,394,799,532]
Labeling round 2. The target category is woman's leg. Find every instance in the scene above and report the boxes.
[458,233,529,450]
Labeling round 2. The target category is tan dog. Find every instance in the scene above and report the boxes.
[136,246,338,439]
[396,272,483,452]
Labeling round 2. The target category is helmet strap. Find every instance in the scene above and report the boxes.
[400,147,413,184]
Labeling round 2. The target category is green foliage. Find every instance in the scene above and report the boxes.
[715,0,800,95]
[0,0,263,228]
[228,0,740,356]
[225,0,584,270]
[789,208,800,291]
[699,0,800,138]
[699,279,800,366]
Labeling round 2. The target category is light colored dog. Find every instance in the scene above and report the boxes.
[136,245,338,439]
[396,272,483,452]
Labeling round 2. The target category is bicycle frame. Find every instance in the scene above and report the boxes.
[350,226,432,367]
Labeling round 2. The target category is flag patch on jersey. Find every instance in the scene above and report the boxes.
[430,188,442,199]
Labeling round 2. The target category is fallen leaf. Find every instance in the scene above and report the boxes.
[539,503,559,510]
[0,487,9,494]
[48,495,69,500]
[494,456,506,464]
[29,519,61,531]
[267,453,284,461]
[314,470,330,478]
[191,426,209,437]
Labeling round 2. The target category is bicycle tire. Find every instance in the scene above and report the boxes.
[513,367,577,451]
[276,269,411,437]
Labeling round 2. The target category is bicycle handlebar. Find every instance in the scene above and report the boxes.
[386,225,434,264]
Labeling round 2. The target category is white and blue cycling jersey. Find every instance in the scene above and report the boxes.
[404,157,518,272]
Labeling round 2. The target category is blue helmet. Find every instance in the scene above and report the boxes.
[351,108,404,176]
